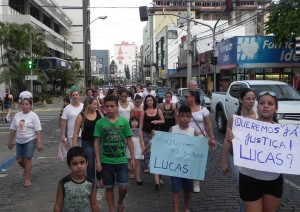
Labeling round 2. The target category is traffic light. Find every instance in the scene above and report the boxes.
[28,60,32,69]
[211,56,218,65]
[139,6,149,22]
[296,36,300,57]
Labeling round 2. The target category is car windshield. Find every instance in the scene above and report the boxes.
[251,84,300,101]
[157,87,170,94]
[182,89,205,96]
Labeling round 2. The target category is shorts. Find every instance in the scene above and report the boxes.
[170,176,194,193]
[101,163,128,188]
[16,139,37,159]
[4,103,11,109]
[239,172,283,201]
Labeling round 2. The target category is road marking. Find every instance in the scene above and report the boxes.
[284,178,300,191]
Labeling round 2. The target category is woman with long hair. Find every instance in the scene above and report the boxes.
[185,90,216,193]
[72,97,103,182]
[221,88,256,212]
[160,91,177,132]
[3,88,13,122]
[118,88,134,121]
[139,95,165,191]
[228,91,283,212]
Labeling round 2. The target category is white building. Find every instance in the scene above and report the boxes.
[0,0,89,90]
[114,41,138,82]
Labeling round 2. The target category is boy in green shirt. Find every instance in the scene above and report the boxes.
[94,95,135,212]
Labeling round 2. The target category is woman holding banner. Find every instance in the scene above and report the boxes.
[227,91,283,212]
[185,90,216,193]
[221,88,256,212]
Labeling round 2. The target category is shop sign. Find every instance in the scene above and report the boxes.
[217,36,300,69]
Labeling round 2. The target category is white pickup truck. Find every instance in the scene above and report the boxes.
[211,80,300,133]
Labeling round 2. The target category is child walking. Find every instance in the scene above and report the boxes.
[94,95,135,212]
[126,116,144,185]
[169,105,198,212]
[53,146,99,212]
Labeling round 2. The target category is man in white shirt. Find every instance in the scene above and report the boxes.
[142,82,156,98]
[163,88,178,104]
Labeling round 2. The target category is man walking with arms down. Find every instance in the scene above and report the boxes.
[94,95,135,212]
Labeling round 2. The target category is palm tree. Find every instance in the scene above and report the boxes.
[0,22,49,94]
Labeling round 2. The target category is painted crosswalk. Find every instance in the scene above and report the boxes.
[0,112,59,133]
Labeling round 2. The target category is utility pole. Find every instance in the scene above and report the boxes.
[150,15,155,84]
[135,54,138,84]
[30,34,33,93]
[186,0,192,85]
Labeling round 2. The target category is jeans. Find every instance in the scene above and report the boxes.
[81,140,101,180]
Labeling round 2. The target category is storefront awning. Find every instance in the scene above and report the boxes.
[169,65,212,78]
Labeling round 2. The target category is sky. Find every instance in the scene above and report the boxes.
[90,0,152,57]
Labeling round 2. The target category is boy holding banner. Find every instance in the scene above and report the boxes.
[169,105,198,212]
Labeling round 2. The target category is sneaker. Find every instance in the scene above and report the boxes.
[193,180,200,193]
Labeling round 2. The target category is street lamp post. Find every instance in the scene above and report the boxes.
[83,15,107,91]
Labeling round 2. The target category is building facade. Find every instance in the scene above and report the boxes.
[114,41,138,82]
[91,49,110,85]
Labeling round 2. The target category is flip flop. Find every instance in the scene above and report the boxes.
[24,181,31,187]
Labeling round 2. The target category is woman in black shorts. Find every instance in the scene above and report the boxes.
[231,91,284,212]
[3,88,13,122]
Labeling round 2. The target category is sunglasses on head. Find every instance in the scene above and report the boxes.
[259,91,277,97]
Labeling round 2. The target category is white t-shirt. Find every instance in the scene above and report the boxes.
[142,90,156,98]
[171,125,195,136]
[163,95,178,104]
[19,91,33,100]
[118,102,134,121]
[189,107,210,136]
[61,103,84,139]
[10,111,42,144]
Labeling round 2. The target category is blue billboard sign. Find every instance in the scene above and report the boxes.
[217,36,300,69]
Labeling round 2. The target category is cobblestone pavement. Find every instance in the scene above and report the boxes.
[0,99,300,211]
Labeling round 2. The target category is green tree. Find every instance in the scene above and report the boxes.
[0,22,49,94]
[125,65,130,80]
[265,0,300,44]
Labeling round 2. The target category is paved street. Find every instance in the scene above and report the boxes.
[0,101,300,211]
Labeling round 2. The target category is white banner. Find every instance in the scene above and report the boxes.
[232,115,300,175]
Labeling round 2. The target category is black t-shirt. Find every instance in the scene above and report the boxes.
[81,110,102,141]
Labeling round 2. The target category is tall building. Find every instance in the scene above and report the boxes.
[91,50,110,85]
[142,0,270,86]
[114,41,138,82]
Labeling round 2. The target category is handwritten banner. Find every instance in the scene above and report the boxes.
[232,115,300,175]
[149,131,209,180]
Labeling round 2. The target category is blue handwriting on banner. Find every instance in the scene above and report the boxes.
[150,131,209,180]
[234,117,298,169]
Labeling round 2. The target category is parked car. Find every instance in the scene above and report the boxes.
[155,87,170,103]
[211,80,300,133]
[176,88,211,110]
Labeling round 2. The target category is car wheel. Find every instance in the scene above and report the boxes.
[216,110,226,133]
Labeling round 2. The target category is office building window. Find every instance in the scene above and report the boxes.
[9,0,25,14]
[30,4,40,20]
[43,14,51,28]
